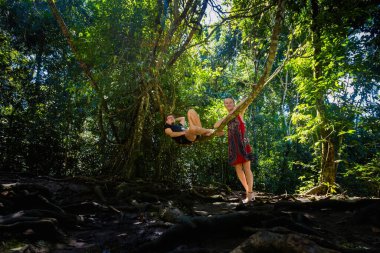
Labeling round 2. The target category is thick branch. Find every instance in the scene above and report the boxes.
[208,0,287,137]
[166,0,209,67]
[47,0,97,91]
[153,0,195,67]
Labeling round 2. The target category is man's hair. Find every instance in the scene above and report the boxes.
[166,114,175,121]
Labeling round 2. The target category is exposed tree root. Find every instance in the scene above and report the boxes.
[1,176,379,253]
[231,230,340,253]
[274,198,380,211]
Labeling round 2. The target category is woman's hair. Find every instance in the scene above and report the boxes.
[224,97,235,104]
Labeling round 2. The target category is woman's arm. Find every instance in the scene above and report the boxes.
[235,96,249,117]
[214,116,226,128]
[213,119,225,136]
[214,96,250,128]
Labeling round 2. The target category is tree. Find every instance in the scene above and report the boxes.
[46,0,289,178]
[288,0,380,194]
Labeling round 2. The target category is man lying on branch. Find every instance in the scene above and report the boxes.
[164,109,214,145]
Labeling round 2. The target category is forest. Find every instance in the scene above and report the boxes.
[1,0,380,252]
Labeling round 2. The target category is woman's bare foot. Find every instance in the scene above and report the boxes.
[242,191,254,204]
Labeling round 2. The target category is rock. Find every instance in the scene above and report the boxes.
[160,207,185,223]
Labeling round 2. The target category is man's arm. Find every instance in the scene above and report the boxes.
[165,128,186,138]
[176,116,186,126]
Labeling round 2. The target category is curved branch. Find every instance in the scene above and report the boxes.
[166,0,209,67]
[204,0,287,140]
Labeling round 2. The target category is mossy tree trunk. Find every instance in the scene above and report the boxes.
[307,0,337,195]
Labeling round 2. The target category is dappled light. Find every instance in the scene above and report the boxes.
[1,0,379,252]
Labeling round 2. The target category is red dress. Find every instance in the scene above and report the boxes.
[227,115,253,166]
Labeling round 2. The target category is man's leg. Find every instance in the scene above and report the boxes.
[186,109,214,136]
[187,109,203,127]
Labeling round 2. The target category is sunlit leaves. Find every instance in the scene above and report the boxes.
[0,0,378,195]
[345,153,380,194]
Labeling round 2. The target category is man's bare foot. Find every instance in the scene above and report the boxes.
[204,129,215,136]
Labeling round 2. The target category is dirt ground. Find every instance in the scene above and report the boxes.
[1,175,380,253]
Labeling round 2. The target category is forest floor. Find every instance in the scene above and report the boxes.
[1,174,380,253]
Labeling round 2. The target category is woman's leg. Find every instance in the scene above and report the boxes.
[234,163,249,193]
[242,161,253,193]
[242,160,254,201]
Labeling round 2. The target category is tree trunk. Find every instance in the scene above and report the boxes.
[111,93,151,178]
[125,93,150,178]
[321,137,336,186]
[311,0,336,194]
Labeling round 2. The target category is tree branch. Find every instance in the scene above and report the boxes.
[47,0,120,143]
[205,0,287,139]
[166,0,209,67]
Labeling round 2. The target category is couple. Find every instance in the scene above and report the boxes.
[164,98,254,204]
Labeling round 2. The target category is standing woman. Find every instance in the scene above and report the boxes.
[214,97,254,203]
